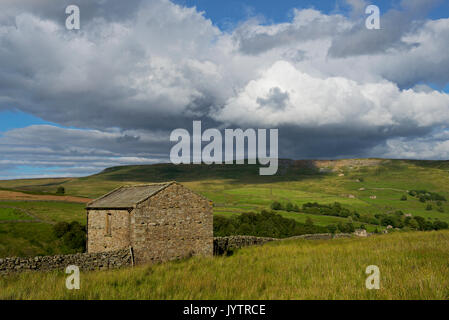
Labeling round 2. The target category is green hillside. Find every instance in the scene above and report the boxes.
[2,158,449,219]
[1,158,449,257]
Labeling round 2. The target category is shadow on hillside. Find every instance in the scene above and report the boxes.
[90,160,328,184]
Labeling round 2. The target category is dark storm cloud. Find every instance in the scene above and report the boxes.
[0,125,170,177]
[327,0,442,58]
[1,0,144,25]
[276,124,434,160]
[0,0,227,133]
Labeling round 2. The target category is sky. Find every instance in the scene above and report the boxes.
[0,0,449,179]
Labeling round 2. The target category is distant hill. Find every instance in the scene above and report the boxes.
[0,158,448,199]
[69,158,449,183]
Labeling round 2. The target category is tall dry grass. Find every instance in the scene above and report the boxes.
[1,231,449,300]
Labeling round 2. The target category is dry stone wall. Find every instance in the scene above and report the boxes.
[213,236,277,255]
[0,248,131,275]
[213,233,354,254]
[1,232,360,275]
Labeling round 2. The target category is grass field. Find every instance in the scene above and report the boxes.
[1,231,448,300]
[0,207,32,221]
[0,223,60,257]
[0,201,85,224]
[0,201,86,257]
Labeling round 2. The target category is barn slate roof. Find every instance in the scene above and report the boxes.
[86,182,175,209]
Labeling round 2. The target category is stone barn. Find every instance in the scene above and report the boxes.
[85,182,213,264]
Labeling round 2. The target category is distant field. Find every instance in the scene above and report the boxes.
[0,201,86,224]
[0,207,31,221]
[1,231,448,299]
[0,201,86,257]
[0,190,90,203]
[0,223,60,257]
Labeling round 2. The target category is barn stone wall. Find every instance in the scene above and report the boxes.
[131,183,213,264]
[0,249,131,275]
[87,209,131,253]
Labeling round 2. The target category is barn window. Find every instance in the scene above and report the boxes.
[105,213,112,236]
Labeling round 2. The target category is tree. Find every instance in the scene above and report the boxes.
[346,222,355,233]
[426,204,433,211]
[237,223,253,236]
[337,222,345,232]
[407,218,419,230]
[285,202,294,212]
[400,195,407,201]
[381,216,395,227]
[56,186,65,195]
[327,224,337,234]
[52,221,86,251]
[53,222,70,238]
[433,220,449,230]
[305,217,314,227]
[270,201,282,211]
[414,216,433,231]
[305,217,314,233]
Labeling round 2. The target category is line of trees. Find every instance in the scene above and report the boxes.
[408,190,447,202]
[273,200,448,232]
[214,210,328,238]
[270,201,299,212]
